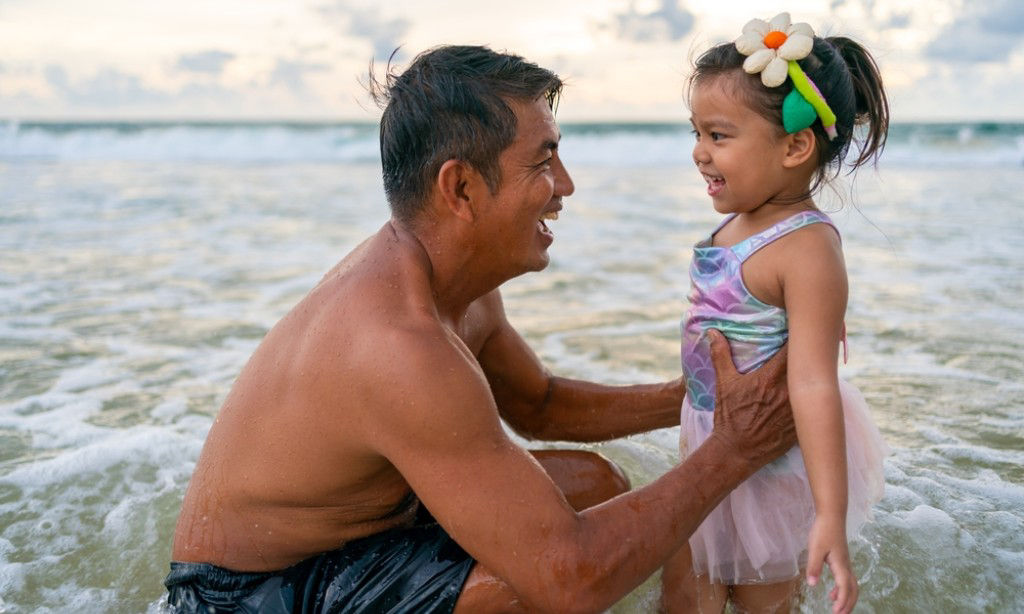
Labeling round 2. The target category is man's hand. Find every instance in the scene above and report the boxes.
[707,329,796,473]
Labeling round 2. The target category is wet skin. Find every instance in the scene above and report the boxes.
[171,97,796,613]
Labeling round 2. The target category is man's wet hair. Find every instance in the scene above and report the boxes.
[369,45,563,222]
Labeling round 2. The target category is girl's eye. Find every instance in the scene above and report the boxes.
[710,132,724,141]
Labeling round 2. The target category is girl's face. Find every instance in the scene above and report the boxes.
[689,75,794,215]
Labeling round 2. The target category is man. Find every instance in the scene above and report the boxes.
[166,45,794,613]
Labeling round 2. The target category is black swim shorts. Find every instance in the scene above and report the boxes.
[164,521,475,614]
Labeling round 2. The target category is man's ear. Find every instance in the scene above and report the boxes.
[436,159,482,223]
[781,127,817,169]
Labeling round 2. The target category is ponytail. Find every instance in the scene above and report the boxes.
[827,36,889,171]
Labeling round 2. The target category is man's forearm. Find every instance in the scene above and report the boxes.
[549,434,756,612]
[513,376,683,442]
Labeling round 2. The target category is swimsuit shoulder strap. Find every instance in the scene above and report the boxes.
[732,210,839,262]
[700,214,738,248]
[711,214,738,236]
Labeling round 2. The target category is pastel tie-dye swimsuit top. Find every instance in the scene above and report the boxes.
[682,210,836,412]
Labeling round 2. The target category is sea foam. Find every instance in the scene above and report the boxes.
[2,121,1022,168]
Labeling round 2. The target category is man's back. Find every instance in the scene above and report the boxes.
[171,223,475,571]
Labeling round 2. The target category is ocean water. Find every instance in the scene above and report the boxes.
[1,121,1022,613]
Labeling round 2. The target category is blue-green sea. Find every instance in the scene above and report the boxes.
[1,121,1022,612]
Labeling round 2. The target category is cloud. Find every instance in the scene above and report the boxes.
[268,59,330,91]
[830,0,875,9]
[977,0,1024,34]
[317,1,410,60]
[44,65,69,91]
[44,65,169,107]
[886,12,911,29]
[926,0,1024,63]
[28,61,330,117]
[33,53,333,115]
[176,50,236,75]
[613,0,694,43]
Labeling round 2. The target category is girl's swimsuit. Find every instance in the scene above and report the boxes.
[680,210,887,584]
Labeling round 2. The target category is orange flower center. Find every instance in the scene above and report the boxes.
[763,30,788,49]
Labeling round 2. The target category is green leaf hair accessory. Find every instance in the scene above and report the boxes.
[786,60,838,139]
[782,89,818,134]
[735,12,838,140]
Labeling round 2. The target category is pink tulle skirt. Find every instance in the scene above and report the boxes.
[679,379,888,585]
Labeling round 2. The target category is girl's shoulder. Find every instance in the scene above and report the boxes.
[774,218,848,299]
[737,211,845,308]
[777,214,841,250]
[729,209,840,262]
[767,217,844,275]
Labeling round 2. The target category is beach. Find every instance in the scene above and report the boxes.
[1,121,1022,612]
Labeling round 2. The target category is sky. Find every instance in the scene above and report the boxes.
[1,0,1022,122]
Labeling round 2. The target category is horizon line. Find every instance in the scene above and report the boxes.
[5,116,1024,126]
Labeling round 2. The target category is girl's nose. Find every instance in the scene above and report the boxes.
[693,140,710,166]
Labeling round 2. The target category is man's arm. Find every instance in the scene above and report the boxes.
[476,290,683,442]
[361,322,792,613]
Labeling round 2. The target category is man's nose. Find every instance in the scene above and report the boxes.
[554,157,575,197]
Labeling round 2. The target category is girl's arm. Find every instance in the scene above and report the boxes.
[778,223,858,613]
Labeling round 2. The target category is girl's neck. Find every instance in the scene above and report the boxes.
[740,193,816,223]
[715,197,818,247]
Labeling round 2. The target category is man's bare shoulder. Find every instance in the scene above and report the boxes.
[303,225,440,334]
[299,227,479,389]
[309,228,506,359]
[236,224,449,421]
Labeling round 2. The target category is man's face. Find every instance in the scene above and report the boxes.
[480,97,575,275]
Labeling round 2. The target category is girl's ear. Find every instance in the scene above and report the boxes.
[781,127,817,168]
[436,159,479,223]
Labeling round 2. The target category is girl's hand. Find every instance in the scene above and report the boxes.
[806,515,858,614]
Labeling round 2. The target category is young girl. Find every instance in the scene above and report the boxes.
[661,13,889,614]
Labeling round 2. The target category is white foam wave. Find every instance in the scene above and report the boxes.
[2,122,1022,168]
[0,123,380,163]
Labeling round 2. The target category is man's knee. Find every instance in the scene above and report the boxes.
[578,450,631,496]
[531,449,631,510]
[453,564,531,614]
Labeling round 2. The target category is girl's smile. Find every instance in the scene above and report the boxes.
[689,73,802,216]
[700,170,726,197]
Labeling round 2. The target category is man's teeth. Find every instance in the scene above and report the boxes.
[540,211,559,221]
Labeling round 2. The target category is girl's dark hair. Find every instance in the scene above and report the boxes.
[689,36,889,194]
[369,45,563,222]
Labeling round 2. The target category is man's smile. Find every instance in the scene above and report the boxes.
[538,204,561,233]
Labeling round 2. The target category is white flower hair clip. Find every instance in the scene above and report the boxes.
[734,12,838,140]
